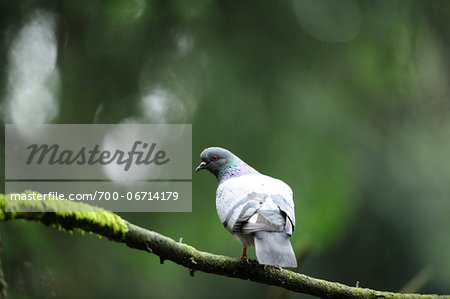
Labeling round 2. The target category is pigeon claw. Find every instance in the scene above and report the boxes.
[264,265,283,271]
[240,256,257,263]
[240,247,256,264]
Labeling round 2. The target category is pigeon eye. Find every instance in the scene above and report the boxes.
[211,155,218,162]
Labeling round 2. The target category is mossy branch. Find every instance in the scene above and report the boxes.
[1,193,449,299]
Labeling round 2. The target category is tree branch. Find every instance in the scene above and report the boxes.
[1,193,449,299]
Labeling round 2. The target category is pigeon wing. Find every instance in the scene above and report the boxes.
[231,193,291,234]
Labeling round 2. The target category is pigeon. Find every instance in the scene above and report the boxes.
[196,147,297,268]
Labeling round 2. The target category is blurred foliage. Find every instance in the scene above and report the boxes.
[0,0,449,298]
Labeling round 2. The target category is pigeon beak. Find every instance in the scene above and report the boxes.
[195,161,207,172]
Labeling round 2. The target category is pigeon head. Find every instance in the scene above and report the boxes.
[195,147,257,183]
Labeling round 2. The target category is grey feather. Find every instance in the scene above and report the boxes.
[232,203,259,232]
[257,209,285,228]
[228,193,265,231]
[222,196,252,229]
[271,194,295,235]
[254,231,297,268]
[234,193,297,267]
[232,193,286,233]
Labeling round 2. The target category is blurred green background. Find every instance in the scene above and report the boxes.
[1,0,449,298]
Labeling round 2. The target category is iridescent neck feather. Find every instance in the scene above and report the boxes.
[216,159,258,184]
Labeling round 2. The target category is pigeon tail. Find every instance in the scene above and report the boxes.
[254,231,297,268]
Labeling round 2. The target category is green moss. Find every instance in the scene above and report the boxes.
[0,193,4,221]
[0,191,128,238]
